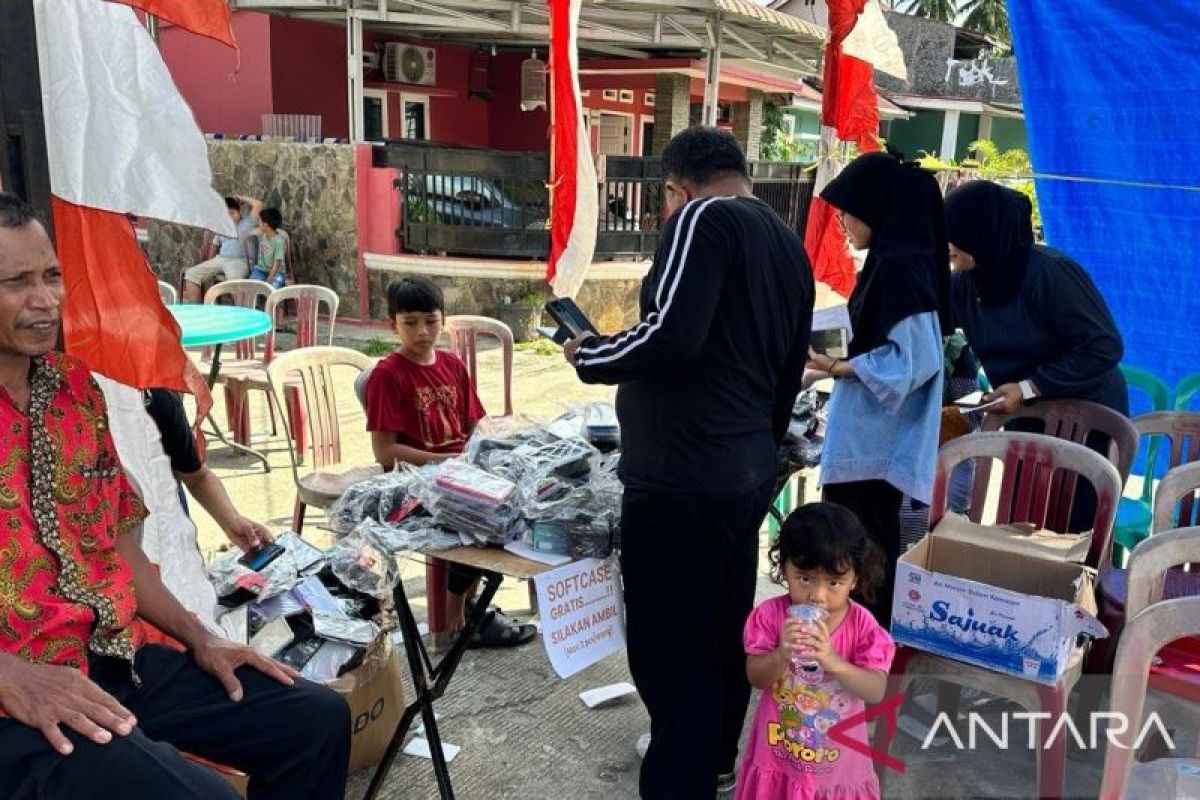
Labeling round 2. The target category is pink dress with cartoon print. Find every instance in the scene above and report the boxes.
[736,595,895,800]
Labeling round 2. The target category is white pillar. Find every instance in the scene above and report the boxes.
[347,13,365,142]
[940,108,961,161]
[702,14,722,127]
[978,112,994,142]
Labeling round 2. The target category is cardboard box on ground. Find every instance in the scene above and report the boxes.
[891,514,1107,684]
[207,532,408,787]
[331,633,406,773]
[215,633,404,798]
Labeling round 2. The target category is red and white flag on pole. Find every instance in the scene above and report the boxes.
[804,0,905,297]
[33,0,236,410]
[547,0,599,299]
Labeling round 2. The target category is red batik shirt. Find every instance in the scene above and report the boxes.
[0,353,146,675]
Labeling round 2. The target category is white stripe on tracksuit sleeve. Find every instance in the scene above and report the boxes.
[574,197,729,385]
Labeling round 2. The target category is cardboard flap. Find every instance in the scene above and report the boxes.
[1068,570,1109,640]
[919,531,1084,602]
[932,513,1091,564]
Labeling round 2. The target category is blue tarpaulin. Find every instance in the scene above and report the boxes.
[1007,0,1200,406]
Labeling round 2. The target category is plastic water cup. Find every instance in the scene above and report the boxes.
[787,604,828,669]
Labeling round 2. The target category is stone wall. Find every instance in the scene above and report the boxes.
[731,89,765,161]
[877,13,1022,105]
[653,73,692,156]
[365,270,643,334]
[146,140,360,311]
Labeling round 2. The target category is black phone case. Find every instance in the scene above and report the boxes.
[545,298,596,337]
[239,543,286,572]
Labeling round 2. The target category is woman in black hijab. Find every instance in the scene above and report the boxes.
[806,152,950,623]
[946,180,1127,533]
[946,180,1127,416]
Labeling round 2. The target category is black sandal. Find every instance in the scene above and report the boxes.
[466,609,537,649]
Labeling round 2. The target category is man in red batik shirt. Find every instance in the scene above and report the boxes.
[0,194,351,800]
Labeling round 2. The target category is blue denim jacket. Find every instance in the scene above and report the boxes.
[820,312,944,504]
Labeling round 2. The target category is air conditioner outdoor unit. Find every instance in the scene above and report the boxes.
[383,44,437,86]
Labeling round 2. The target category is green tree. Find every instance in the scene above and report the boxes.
[896,0,959,23]
[960,0,1010,43]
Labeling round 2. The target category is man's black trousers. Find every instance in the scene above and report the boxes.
[620,478,775,799]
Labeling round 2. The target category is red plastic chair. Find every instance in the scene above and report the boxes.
[444,315,515,417]
[979,399,1137,534]
[872,431,1122,800]
[221,285,339,452]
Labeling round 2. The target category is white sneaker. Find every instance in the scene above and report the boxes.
[716,772,736,794]
[635,732,651,759]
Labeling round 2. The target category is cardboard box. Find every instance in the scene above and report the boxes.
[328,633,407,772]
[929,514,1092,563]
[891,515,1107,684]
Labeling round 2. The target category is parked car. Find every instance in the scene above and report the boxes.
[406,173,546,230]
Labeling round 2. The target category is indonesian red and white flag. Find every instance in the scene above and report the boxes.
[804,0,904,297]
[547,0,599,299]
[110,0,235,48]
[33,0,235,407]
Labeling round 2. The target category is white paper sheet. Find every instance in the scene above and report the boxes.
[505,540,573,567]
[404,738,461,763]
[579,682,637,708]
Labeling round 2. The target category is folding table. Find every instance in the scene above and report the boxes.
[364,546,553,800]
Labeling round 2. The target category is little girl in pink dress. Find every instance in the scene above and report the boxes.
[737,503,896,799]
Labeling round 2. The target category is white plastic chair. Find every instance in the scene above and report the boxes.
[266,346,382,534]
[158,280,178,306]
[1098,588,1200,799]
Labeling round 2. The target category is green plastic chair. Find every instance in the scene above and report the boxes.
[1122,364,1173,413]
[1175,371,1200,411]
[1113,365,1174,563]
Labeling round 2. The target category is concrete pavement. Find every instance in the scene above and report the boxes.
[188,334,1131,799]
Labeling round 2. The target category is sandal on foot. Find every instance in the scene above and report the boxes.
[466,610,536,649]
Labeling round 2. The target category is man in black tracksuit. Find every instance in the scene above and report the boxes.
[567,127,814,798]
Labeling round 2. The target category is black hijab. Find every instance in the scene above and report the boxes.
[820,152,951,357]
[945,180,1035,307]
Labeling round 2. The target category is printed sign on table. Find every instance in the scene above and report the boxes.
[533,556,625,678]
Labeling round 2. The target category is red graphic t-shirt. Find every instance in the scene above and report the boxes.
[0,353,147,676]
[365,350,486,454]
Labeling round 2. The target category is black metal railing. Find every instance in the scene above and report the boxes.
[375,142,815,261]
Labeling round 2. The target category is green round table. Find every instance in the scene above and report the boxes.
[169,304,273,470]
[169,304,272,350]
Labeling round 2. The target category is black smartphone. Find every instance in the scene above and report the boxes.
[238,542,286,572]
[545,298,597,338]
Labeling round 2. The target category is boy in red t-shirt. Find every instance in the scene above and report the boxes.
[366,277,535,648]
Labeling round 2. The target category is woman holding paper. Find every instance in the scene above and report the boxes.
[805,152,950,625]
[945,180,1127,417]
[945,180,1127,532]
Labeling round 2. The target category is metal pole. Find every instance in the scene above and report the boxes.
[702,12,722,127]
[0,0,54,234]
[346,12,365,142]
[146,13,160,44]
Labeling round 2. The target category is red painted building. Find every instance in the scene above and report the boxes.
[161,11,810,160]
